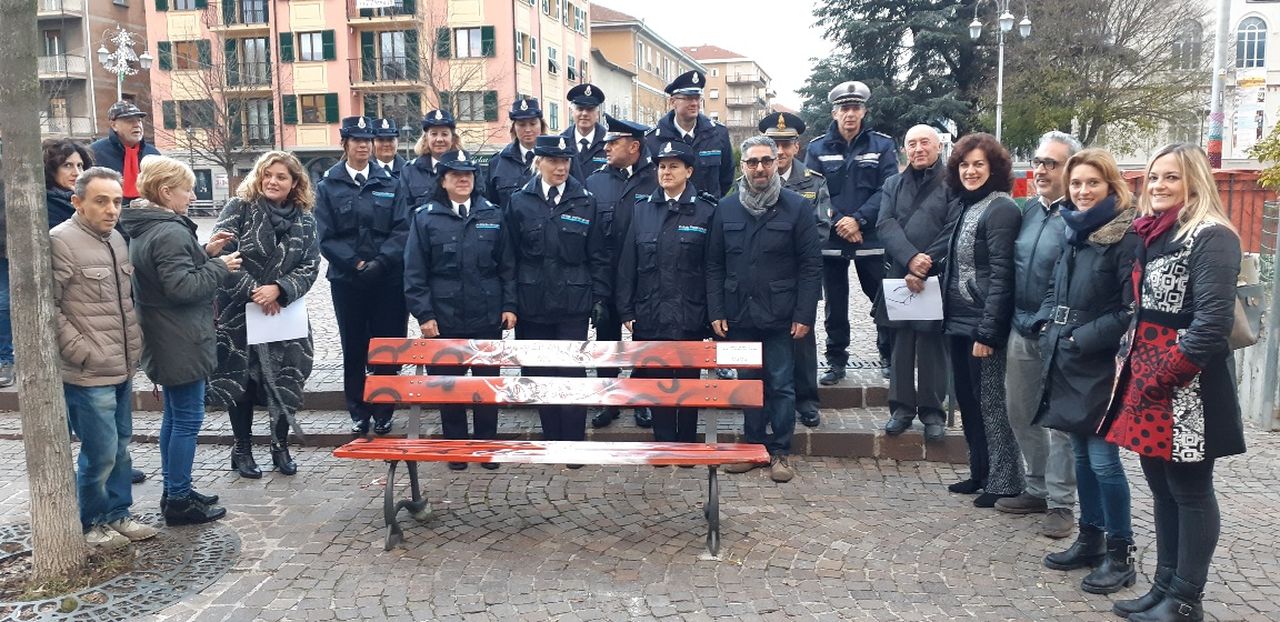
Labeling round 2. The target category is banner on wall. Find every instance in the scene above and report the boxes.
[1233,71,1267,159]
[355,0,396,8]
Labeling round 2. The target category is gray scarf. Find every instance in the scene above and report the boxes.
[738,172,782,217]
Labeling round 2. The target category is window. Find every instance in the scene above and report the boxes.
[567,53,576,81]
[230,98,273,146]
[364,92,421,139]
[298,32,324,62]
[233,37,270,85]
[240,0,266,24]
[379,31,409,78]
[299,94,328,123]
[515,31,536,65]
[42,30,63,56]
[708,88,719,100]
[172,40,204,70]
[179,99,215,128]
[561,1,570,26]
[579,59,587,82]
[173,0,195,9]
[551,0,561,20]
[454,91,486,121]
[547,45,559,75]
[515,31,525,63]
[573,5,586,33]
[549,102,560,131]
[453,27,495,58]
[541,0,549,15]
[1237,17,1267,68]
[711,68,719,77]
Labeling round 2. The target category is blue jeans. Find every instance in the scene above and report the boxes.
[65,381,134,530]
[160,380,206,499]
[0,257,12,364]
[1071,432,1132,541]
[733,326,796,457]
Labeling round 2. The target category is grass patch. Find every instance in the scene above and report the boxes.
[0,546,134,605]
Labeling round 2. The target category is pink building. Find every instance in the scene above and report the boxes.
[144,0,592,198]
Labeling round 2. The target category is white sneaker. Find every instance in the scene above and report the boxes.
[106,516,159,541]
[85,524,130,549]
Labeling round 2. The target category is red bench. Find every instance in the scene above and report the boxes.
[334,338,768,555]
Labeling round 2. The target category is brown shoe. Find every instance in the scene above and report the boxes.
[769,456,795,483]
[994,492,1048,514]
[1041,507,1076,539]
[723,461,763,474]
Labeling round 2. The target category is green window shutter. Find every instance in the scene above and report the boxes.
[196,40,211,67]
[282,95,297,124]
[278,32,294,63]
[439,91,452,115]
[360,31,375,81]
[224,39,239,86]
[157,41,172,70]
[228,99,243,146]
[404,30,419,79]
[161,101,176,129]
[401,0,415,14]
[435,27,451,59]
[483,91,498,121]
[324,93,339,123]
[263,37,271,81]
[481,26,495,57]
[221,0,235,25]
[262,1,268,21]
[155,0,167,11]
[321,30,336,61]
[267,99,275,144]
[194,0,206,8]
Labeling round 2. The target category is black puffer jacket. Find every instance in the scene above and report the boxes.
[942,192,1021,347]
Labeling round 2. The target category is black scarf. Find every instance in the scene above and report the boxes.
[957,176,1003,206]
[1060,195,1119,246]
[262,197,299,237]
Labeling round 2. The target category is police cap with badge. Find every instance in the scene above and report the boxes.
[534,135,575,159]
[373,117,399,138]
[653,140,696,167]
[759,112,806,142]
[422,108,456,130]
[435,150,478,173]
[509,97,542,120]
[828,81,871,107]
[602,115,648,143]
[665,70,706,96]
[340,116,376,139]
[567,83,605,108]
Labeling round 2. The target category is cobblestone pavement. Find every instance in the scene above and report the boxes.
[1,428,1276,621]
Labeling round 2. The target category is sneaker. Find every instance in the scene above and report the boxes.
[994,492,1049,515]
[819,367,846,386]
[722,461,764,474]
[769,456,795,483]
[0,362,13,388]
[85,524,130,550]
[107,517,159,542]
[131,468,146,484]
[798,410,820,428]
[1041,507,1076,539]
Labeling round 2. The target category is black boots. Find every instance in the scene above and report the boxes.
[164,496,227,525]
[1114,565,1174,618]
[1044,524,1106,570]
[1081,537,1136,594]
[271,441,297,475]
[1129,575,1205,622]
[230,439,262,479]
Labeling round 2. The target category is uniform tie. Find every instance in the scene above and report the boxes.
[580,138,590,152]
[457,203,467,219]
[524,150,534,166]
[547,186,559,205]
[354,172,366,185]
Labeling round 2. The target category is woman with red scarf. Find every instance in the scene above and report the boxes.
[1101,143,1245,622]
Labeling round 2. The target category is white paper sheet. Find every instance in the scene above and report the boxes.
[245,298,309,345]
[882,277,944,321]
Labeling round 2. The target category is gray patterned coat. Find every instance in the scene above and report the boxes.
[207,197,319,437]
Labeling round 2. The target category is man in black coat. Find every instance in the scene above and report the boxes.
[89,101,161,205]
[874,125,958,441]
[644,70,735,197]
[711,136,822,483]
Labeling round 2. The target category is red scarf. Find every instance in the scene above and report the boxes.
[122,143,142,199]
[1132,204,1182,247]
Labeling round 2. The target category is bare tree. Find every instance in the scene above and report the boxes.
[0,0,89,583]
[411,3,510,150]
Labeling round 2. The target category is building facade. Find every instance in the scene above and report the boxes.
[681,45,774,147]
[589,4,702,128]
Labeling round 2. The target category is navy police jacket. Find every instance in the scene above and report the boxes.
[645,112,735,197]
[403,195,515,335]
[379,155,408,180]
[584,152,657,273]
[486,142,535,209]
[707,188,823,330]
[397,155,442,212]
[314,160,409,283]
[615,185,716,339]
[803,122,898,252]
[505,176,611,323]
[560,124,608,183]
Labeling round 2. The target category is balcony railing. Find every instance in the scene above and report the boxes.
[725,97,765,108]
[347,0,415,21]
[38,54,88,80]
[40,114,94,137]
[38,0,84,16]
[348,57,420,84]
[726,72,765,86]
[226,61,272,87]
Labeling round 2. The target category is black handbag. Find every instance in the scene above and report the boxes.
[1229,282,1264,350]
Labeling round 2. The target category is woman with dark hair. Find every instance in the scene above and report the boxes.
[486,97,546,208]
[399,109,467,211]
[403,151,515,470]
[43,138,94,229]
[940,132,1025,507]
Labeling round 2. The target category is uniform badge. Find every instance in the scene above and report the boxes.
[662,142,674,155]
[519,99,529,111]
[381,119,390,129]
[357,117,367,128]
[435,110,443,120]
[691,73,700,85]
[558,137,566,150]
[585,85,592,96]
[777,115,787,130]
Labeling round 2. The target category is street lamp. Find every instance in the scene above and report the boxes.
[96,26,152,102]
[969,0,1031,142]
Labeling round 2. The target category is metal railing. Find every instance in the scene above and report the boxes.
[346,0,415,20]
[227,61,272,87]
[38,0,84,14]
[348,57,420,83]
[40,114,93,136]
[37,54,88,79]
[726,72,764,85]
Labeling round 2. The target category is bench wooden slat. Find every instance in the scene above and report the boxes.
[334,438,770,466]
[367,338,763,368]
[364,375,762,408]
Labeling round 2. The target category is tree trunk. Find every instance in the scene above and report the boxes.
[0,0,89,581]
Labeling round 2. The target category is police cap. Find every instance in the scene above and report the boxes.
[567,83,605,108]
[373,117,399,138]
[421,108,456,130]
[602,115,648,142]
[534,135,575,159]
[827,81,871,106]
[509,97,542,120]
[435,150,479,173]
[653,140,696,167]
[665,70,706,96]
[759,112,805,141]
[339,116,376,139]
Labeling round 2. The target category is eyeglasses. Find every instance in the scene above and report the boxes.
[743,157,777,169]
[1031,157,1060,171]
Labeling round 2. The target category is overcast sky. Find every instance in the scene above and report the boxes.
[595,0,836,109]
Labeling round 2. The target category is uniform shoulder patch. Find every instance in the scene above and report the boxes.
[871,131,893,140]
[697,191,720,206]
[805,168,823,178]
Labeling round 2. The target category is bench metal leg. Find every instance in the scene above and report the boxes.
[402,461,431,521]
[383,460,432,550]
[705,465,720,557]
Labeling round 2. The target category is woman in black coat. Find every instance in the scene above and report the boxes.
[1102,143,1245,621]
[486,98,546,209]
[208,151,319,479]
[1035,149,1139,596]
[940,133,1024,507]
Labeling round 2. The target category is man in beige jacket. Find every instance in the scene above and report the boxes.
[51,166,156,549]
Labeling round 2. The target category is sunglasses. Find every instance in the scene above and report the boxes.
[743,157,777,169]
[1031,157,1060,171]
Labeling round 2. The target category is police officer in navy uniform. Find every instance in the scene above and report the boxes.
[373,117,407,179]
[585,117,658,429]
[562,83,609,182]
[645,70,735,198]
[506,135,611,452]
[315,116,411,437]
[616,141,716,444]
[399,109,465,211]
[761,111,833,428]
[404,151,515,470]
[487,97,546,208]
[803,80,898,384]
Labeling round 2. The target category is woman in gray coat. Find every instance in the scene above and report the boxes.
[208,151,319,478]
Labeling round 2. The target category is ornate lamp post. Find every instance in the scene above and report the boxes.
[969,0,1032,142]
[96,26,153,102]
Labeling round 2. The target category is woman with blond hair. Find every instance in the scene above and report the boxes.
[120,155,241,525]
[1102,143,1244,621]
[208,151,319,479]
[1036,148,1140,595]
[398,109,466,211]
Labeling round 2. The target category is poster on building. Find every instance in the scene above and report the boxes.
[355,0,396,7]
[1232,71,1266,159]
